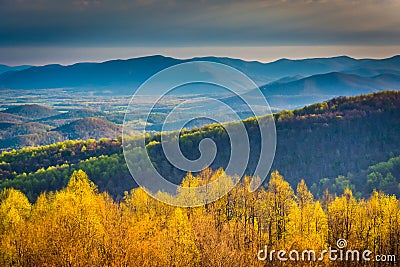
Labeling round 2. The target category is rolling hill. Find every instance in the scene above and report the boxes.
[0,105,125,149]
[55,117,122,140]
[0,131,64,150]
[0,122,52,139]
[42,109,105,120]
[2,104,60,120]
[0,112,27,123]
[37,109,107,127]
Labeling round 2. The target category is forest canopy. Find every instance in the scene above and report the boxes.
[0,169,398,266]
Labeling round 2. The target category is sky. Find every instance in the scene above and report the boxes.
[0,0,399,65]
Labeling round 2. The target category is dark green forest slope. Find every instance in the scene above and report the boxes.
[0,91,399,200]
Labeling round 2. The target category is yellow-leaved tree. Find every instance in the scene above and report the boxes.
[261,171,295,248]
[287,179,328,251]
[0,188,31,266]
[163,207,200,266]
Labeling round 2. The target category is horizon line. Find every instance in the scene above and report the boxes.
[2,52,399,67]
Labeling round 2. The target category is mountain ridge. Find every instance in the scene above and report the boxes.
[1,55,399,92]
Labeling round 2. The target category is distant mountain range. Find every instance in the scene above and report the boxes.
[0,55,399,96]
[0,64,31,75]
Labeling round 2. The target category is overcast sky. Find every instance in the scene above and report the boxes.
[1,0,399,65]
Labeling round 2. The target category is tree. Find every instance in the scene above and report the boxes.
[0,188,31,265]
[164,208,200,266]
[262,171,295,246]
[327,188,358,244]
[288,180,327,251]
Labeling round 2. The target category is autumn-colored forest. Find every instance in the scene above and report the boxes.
[1,169,398,266]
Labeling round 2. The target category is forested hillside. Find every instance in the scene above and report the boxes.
[0,91,399,200]
[147,91,400,198]
[2,104,60,119]
[55,117,122,140]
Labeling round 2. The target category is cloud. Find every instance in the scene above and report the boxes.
[0,0,399,47]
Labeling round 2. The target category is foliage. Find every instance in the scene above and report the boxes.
[0,169,398,266]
